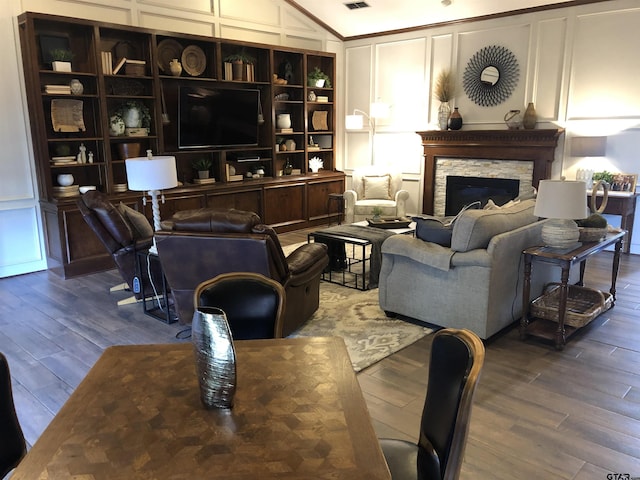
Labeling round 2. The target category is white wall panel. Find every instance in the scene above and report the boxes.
[375,38,428,131]
[218,25,281,45]
[140,0,213,15]
[533,17,566,121]
[219,0,280,27]
[22,0,132,25]
[344,45,372,170]
[139,12,215,36]
[283,35,323,51]
[0,207,45,277]
[567,8,640,120]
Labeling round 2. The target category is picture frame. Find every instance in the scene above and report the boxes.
[611,173,637,193]
[39,34,71,64]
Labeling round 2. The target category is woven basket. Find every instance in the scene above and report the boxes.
[579,227,607,242]
[530,283,613,328]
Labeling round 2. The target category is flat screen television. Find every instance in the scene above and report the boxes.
[178,86,259,149]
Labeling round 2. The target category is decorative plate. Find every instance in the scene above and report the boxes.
[157,39,184,73]
[181,45,206,76]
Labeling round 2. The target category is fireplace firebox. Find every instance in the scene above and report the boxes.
[445,176,520,215]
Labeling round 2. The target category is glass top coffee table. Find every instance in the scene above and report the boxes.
[308,220,415,290]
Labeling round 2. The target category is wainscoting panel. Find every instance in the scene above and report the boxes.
[533,17,567,122]
[375,38,428,131]
[0,206,45,277]
[568,7,640,120]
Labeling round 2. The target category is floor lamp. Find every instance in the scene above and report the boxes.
[345,101,389,164]
[125,152,178,254]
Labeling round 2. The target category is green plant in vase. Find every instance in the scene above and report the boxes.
[192,157,213,179]
[307,67,331,88]
[110,100,151,136]
[50,48,74,72]
[371,206,383,221]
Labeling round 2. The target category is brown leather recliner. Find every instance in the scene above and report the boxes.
[155,208,329,336]
[77,190,162,300]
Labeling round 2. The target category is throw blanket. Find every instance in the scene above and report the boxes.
[314,225,395,288]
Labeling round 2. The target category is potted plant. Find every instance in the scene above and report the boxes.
[192,157,212,179]
[224,50,255,81]
[50,48,74,72]
[307,67,331,88]
[110,100,151,136]
[371,206,383,221]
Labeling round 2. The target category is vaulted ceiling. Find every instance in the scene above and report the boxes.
[286,0,589,39]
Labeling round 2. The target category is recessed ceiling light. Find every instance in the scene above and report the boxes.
[345,2,370,10]
[442,0,452,5]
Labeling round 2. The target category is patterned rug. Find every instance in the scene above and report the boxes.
[284,243,433,371]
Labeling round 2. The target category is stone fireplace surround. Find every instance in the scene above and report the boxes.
[417,129,565,215]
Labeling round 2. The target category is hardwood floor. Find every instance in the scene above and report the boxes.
[2,230,640,479]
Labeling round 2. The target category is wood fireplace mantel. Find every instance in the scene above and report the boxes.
[417,128,564,214]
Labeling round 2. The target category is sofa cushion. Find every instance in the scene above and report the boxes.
[451,199,537,252]
[363,175,391,199]
[118,203,153,239]
[162,208,260,233]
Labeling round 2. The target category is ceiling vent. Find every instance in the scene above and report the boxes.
[345,2,370,10]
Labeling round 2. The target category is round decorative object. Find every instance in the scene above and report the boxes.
[285,139,296,151]
[448,107,463,130]
[504,109,522,129]
[181,45,206,76]
[57,174,74,186]
[169,58,182,77]
[109,115,126,136]
[69,79,83,95]
[463,45,520,107]
[157,38,184,73]
[276,113,291,129]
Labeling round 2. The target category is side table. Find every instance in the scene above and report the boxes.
[135,249,176,324]
[327,192,344,226]
[520,231,625,349]
[588,192,637,253]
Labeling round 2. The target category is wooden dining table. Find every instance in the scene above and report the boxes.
[12,337,390,479]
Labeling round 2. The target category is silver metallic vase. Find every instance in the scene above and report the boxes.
[192,307,236,409]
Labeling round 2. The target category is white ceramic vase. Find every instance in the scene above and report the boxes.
[276,113,291,129]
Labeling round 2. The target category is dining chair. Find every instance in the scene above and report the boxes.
[379,328,485,480]
[194,272,286,340]
[1,352,27,478]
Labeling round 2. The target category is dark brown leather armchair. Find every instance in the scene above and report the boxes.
[77,190,162,300]
[155,208,329,336]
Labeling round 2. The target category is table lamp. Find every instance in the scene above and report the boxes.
[534,179,588,248]
[125,151,178,254]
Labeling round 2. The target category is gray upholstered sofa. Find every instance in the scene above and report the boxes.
[378,199,564,339]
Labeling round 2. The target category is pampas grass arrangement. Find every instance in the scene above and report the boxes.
[434,69,456,102]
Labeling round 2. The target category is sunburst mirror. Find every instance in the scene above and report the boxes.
[462,45,519,107]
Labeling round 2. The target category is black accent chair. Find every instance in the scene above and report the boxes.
[194,272,286,340]
[379,328,485,480]
[1,353,27,478]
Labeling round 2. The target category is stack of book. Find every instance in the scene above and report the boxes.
[224,62,233,81]
[44,85,71,95]
[101,51,113,74]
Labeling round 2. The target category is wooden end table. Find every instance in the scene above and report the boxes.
[520,231,625,349]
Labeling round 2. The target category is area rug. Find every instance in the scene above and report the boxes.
[284,243,433,371]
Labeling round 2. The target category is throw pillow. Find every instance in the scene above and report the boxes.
[413,217,453,247]
[118,203,154,239]
[363,175,391,200]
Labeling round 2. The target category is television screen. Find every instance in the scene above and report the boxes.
[178,86,259,149]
